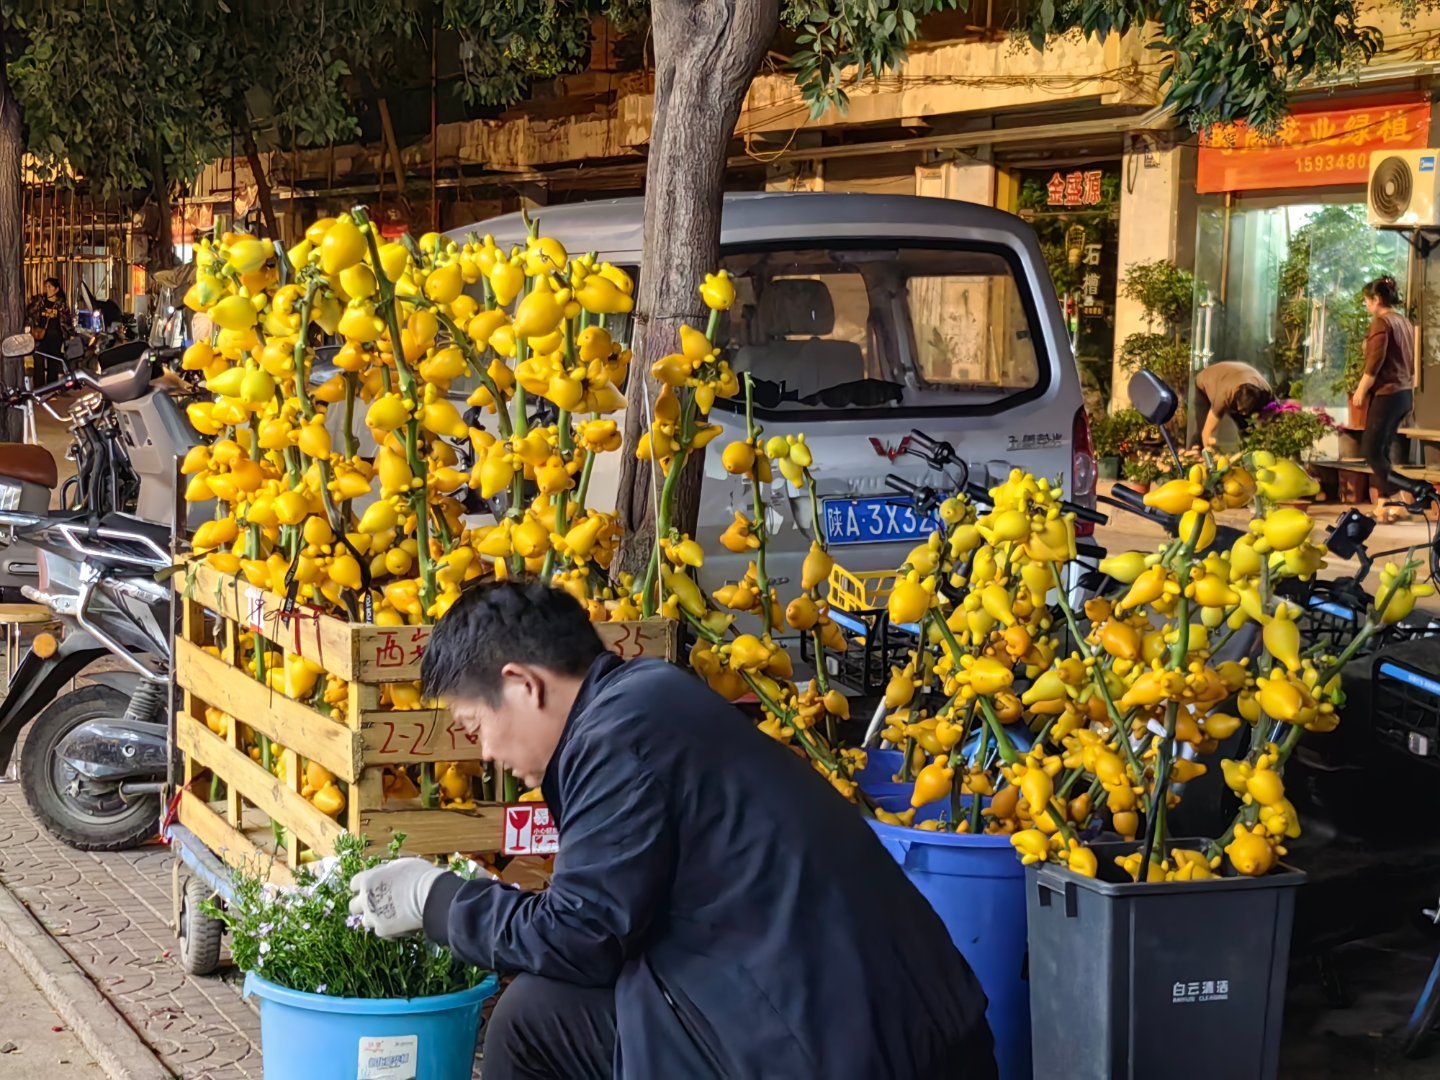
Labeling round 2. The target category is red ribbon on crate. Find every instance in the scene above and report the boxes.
[159,775,206,841]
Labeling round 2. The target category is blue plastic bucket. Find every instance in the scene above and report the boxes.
[868,820,1030,1080]
[244,972,500,1079]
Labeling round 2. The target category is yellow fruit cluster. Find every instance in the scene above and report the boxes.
[867,450,1408,882]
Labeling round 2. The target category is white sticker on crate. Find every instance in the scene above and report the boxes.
[1171,979,1229,1004]
[244,585,265,633]
[358,1034,419,1079]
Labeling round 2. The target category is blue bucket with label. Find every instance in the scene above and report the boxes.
[244,972,500,1079]
[867,816,1030,1078]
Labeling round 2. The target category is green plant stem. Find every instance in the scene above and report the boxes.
[1050,569,1150,810]
[742,374,774,638]
[639,396,696,617]
[355,207,438,616]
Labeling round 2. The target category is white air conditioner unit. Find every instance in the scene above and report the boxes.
[1368,150,1440,227]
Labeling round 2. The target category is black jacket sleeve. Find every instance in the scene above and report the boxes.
[423,744,673,987]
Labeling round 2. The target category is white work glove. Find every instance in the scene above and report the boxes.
[348,858,447,939]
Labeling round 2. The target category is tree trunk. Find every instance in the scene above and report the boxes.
[242,128,281,241]
[613,0,778,578]
[148,138,177,273]
[0,26,26,442]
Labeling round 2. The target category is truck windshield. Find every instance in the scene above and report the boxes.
[716,245,1043,415]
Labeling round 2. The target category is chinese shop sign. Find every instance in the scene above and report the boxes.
[1046,169,1105,207]
[1197,97,1432,193]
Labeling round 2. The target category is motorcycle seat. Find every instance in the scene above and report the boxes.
[0,444,58,489]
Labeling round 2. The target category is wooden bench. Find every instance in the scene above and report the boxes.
[0,603,58,682]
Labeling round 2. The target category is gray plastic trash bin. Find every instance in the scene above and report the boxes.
[1027,839,1304,1080]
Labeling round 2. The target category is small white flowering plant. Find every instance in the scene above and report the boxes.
[204,833,489,998]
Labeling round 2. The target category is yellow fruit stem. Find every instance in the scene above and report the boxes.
[743,374,774,639]
[1049,564,1151,811]
[430,303,514,439]
[290,281,353,569]
[642,308,723,618]
[1138,531,1196,883]
[640,390,696,618]
[342,372,360,458]
[540,321,579,583]
[355,207,439,617]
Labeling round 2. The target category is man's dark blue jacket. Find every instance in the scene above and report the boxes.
[423,651,993,1078]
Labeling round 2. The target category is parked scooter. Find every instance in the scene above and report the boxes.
[0,333,203,849]
[0,509,172,849]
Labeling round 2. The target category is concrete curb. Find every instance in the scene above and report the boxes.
[0,878,175,1080]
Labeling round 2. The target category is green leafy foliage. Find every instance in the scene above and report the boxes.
[1269,205,1398,397]
[783,0,962,116]
[0,0,1398,204]
[1243,401,1336,460]
[204,833,489,999]
[1117,257,1192,430]
[1024,1,1382,134]
[1120,258,1193,333]
[8,0,418,195]
[1091,405,1158,458]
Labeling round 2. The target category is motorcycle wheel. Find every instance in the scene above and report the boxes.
[19,685,161,851]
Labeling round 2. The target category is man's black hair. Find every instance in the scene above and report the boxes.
[1230,383,1274,419]
[420,581,606,703]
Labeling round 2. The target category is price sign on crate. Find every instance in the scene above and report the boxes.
[503,803,559,856]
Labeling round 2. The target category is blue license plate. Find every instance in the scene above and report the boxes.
[822,497,938,547]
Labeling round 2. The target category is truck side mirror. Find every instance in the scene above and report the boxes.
[1128,371,1178,427]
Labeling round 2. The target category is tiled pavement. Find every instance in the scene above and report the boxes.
[0,779,263,1078]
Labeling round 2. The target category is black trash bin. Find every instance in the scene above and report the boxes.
[1027,839,1304,1080]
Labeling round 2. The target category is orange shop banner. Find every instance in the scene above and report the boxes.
[1196,98,1432,194]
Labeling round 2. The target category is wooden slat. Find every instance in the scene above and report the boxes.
[359,707,488,765]
[177,563,357,680]
[1399,427,1440,441]
[175,638,361,782]
[357,806,505,856]
[180,560,678,684]
[350,617,678,683]
[177,791,295,888]
[177,712,346,857]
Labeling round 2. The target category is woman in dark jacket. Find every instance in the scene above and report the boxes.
[1353,276,1416,522]
[26,277,74,384]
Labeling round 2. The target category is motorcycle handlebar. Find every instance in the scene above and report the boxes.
[967,481,1108,526]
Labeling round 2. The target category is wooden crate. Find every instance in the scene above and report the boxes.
[173,561,677,882]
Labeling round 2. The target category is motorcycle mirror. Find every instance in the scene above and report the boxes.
[2,333,35,359]
[1127,371,1179,427]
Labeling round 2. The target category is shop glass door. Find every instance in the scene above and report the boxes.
[1192,199,1410,428]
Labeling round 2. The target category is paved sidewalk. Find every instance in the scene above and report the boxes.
[0,941,104,1076]
[0,781,262,1078]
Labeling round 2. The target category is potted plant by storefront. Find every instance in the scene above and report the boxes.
[1091,408,1149,482]
[1243,401,1338,479]
[207,834,498,1080]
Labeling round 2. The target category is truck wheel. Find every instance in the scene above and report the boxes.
[19,686,160,851]
[178,875,225,976]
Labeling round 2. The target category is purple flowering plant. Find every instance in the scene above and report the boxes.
[202,833,488,999]
[1244,400,1337,461]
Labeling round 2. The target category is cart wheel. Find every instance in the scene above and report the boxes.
[178,875,224,976]
[1401,953,1440,1058]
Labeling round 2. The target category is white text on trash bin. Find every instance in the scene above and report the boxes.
[1171,979,1230,1004]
